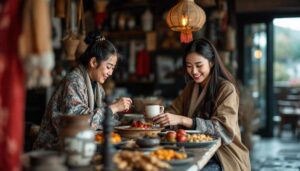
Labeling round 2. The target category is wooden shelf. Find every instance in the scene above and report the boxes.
[108,1,155,11]
[116,80,154,86]
[103,31,150,40]
[115,80,156,96]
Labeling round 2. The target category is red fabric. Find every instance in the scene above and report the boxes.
[94,12,107,28]
[136,49,150,77]
[0,0,25,171]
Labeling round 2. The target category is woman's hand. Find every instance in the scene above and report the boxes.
[152,112,182,127]
[152,113,193,128]
[109,97,132,113]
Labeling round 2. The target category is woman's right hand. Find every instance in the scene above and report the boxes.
[152,112,183,127]
[109,97,132,113]
[152,112,193,128]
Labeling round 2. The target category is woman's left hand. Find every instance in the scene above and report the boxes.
[152,112,183,127]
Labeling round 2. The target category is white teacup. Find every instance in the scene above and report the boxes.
[145,105,164,118]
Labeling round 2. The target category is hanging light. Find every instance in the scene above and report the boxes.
[166,0,206,43]
[254,45,263,59]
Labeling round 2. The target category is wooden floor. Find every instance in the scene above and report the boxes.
[251,129,300,171]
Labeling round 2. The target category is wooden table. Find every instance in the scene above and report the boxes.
[22,138,221,171]
[172,138,221,171]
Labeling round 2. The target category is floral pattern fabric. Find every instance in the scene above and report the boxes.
[33,66,119,150]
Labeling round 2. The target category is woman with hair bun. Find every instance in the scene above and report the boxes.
[33,32,132,150]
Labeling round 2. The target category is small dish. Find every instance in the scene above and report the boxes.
[114,125,163,139]
[138,146,159,152]
[158,130,202,137]
[136,137,160,148]
[160,139,218,148]
[96,140,130,152]
[119,114,144,125]
[167,153,194,165]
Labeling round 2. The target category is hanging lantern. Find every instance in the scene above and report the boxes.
[166,0,206,43]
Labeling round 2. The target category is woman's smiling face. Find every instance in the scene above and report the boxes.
[88,54,117,84]
[185,52,213,86]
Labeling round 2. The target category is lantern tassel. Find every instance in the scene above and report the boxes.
[180,31,193,43]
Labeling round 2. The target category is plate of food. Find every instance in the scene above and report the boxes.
[159,129,218,148]
[167,154,194,165]
[172,140,218,148]
[119,113,144,125]
[135,136,161,148]
[158,130,202,137]
[121,145,159,152]
[114,121,163,139]
[149,148,194,165]
[95,132,130,150]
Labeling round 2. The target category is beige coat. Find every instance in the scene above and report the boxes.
[167,80,251,171]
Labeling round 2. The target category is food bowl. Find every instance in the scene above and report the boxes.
[119,114,144,125]
[136,137,160,148]
[114,125,163,139]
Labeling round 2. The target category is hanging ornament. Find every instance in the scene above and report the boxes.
[166,0,206,43]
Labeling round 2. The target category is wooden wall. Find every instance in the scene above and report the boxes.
[235,0,300,13]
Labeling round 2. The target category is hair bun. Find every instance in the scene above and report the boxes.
[85,31,105,44]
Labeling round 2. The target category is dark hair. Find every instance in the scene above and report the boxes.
[183,38,238,118]
[77,31,118,67]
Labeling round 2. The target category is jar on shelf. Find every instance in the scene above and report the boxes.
[127,16,136,30]
[59,115,96,167]
[118,13,126,31]
[110,12,118,30]
[141,9,153,32]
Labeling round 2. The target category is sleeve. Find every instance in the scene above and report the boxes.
[52,76,118,131]
[166,92,185,114]
[165,83,192,130]
[89,88,120,130]
[194,82,238,145]
[166,82,192,115]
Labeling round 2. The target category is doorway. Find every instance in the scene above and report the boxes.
[273,17,300,137]
[273,18,300,88]
[238,16,300,137]
[240,23,269,136]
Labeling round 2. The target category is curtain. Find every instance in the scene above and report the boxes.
[0,0,25,170]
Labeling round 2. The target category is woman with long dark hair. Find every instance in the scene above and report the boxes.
[34,32,132,149]
[153,38,251,171]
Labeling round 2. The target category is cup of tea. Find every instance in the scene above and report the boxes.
[145,105,164,118]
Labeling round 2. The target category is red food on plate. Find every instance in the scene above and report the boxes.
[131,120,152,129]
[176,129,186,136]
[166,131,176,142]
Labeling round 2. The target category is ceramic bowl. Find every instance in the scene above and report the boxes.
[136,137,160,148]
[119,114,144,125]
[114,125,162,139]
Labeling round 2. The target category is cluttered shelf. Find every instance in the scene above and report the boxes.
[103,31,151,39]
[107,1,155,11]
[113,80,155,96]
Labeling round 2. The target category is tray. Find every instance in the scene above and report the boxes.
[160,139,218,148]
